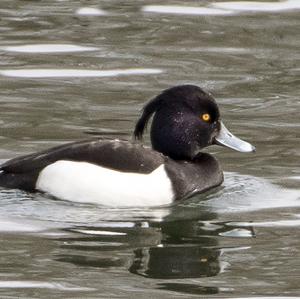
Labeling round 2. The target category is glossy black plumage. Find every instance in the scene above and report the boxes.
[0,139,165,191]
[0,138,223,199]
[0,84,253,203]
[135,85,220,160]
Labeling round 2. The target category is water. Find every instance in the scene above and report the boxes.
[0,0,299,297]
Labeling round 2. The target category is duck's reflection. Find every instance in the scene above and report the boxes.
[129,246,220,279]
[55,207,254,284]
[157,282,219,295]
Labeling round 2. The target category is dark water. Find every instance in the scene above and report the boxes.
[0,0,299,298]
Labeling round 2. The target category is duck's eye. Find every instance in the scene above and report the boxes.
[201,113,211,122]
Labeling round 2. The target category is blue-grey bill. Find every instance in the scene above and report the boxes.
[215,122,256,153]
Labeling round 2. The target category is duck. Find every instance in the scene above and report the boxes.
[0,85,255,207]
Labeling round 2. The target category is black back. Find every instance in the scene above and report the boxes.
[0,139,165,174]
[0,139,165,191]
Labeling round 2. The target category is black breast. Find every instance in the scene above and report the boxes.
[165,153,224,200]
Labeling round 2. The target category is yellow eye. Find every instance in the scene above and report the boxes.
[201,113,211,122]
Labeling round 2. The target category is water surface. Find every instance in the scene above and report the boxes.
[0,0,299,298]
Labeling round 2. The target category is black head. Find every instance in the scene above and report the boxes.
[134,85,221,160]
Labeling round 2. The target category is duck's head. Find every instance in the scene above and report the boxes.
[134,85,255,160]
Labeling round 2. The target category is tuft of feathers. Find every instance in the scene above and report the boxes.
[134,95,162,140]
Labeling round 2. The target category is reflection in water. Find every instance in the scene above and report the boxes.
[142,5,234,16]
[0,68,163,78]
[75,7,108,16]
[157,283,219,295]
[130,246,221,279]
[212,0,300,12]
[1,44,98,53]
[0,170,297,297]
[143,1,300,15]
[55,217,255,285]
[0,281,93,291]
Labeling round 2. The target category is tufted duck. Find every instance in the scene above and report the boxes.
[0,85,255,206]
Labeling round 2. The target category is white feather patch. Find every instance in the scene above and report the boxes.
[36,161,174,207]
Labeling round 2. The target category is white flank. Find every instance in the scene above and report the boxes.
[36,161,174,207]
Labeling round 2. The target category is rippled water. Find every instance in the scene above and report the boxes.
[0,0,299,298]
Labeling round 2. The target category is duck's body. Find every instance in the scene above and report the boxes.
[0,85,254,206]
[0,139,222,206]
